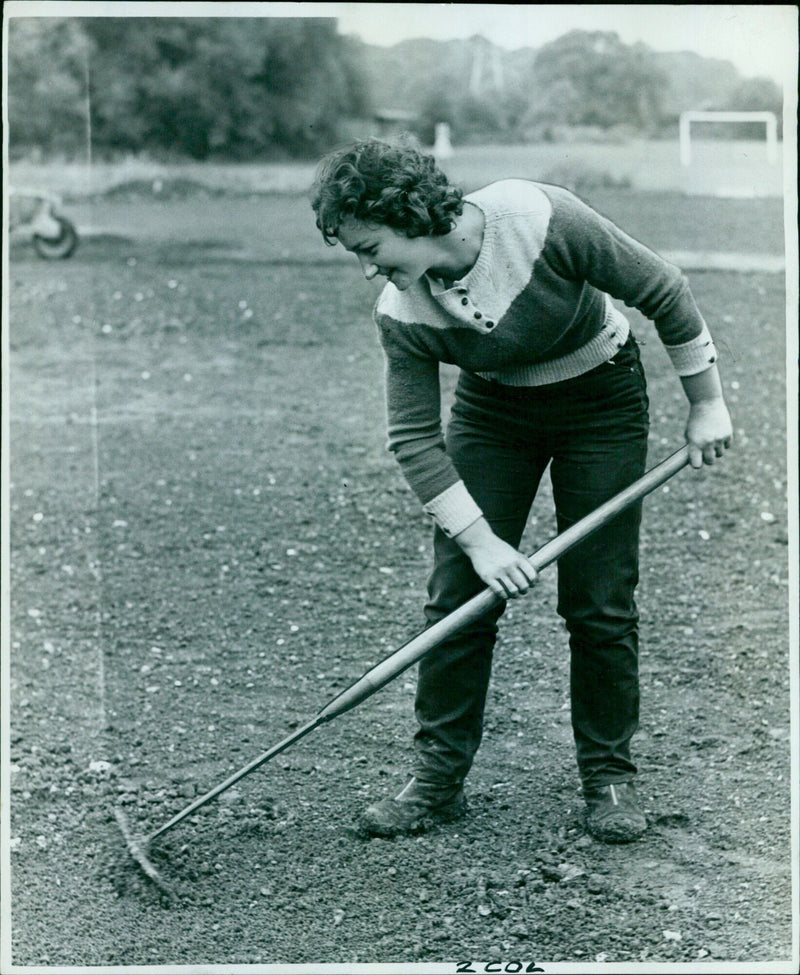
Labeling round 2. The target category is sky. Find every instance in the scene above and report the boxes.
[331,4,797,85]
[5,2,797,85]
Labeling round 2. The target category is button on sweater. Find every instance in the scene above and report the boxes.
[372,179,719,537]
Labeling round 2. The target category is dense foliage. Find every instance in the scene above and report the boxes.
[7,17,368,159]
[524,31,667,133]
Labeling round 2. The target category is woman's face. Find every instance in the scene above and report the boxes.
[336,218,436,291]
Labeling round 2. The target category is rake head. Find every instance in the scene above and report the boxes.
[113,806,174,901]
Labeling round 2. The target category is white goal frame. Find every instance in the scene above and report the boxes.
[679,110,779,166]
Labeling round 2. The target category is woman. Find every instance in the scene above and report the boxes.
[311,138,732,843]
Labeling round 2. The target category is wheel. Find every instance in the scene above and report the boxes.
[33,216,79,259]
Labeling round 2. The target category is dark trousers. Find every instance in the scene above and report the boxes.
[413,336,650,792]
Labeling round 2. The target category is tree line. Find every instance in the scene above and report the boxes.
[406,32,783,145]
[7,18,783,160]
[7,17,368,159]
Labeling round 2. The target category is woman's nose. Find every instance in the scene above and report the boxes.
[359,255,379,280]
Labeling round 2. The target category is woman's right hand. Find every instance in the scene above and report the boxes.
[454,517,538,599]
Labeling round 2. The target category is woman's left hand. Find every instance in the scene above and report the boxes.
[685,397,733,468]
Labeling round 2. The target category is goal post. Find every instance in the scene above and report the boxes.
[679,110,779,166]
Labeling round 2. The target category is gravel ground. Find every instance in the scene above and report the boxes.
[3,189,796,973]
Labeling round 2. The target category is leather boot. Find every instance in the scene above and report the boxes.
[359,777,467,837]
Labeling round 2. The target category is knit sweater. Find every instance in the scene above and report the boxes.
[372,179,719,537]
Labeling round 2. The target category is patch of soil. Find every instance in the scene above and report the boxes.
[4,198,794,970]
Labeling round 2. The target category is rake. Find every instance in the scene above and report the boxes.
[113,444,691,894]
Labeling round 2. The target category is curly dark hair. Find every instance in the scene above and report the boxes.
[310,137,464,244]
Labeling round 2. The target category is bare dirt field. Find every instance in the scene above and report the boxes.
[4,183,796,972]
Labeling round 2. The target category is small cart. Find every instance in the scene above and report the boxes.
[9,188,79,259]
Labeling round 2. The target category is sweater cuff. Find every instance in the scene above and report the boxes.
[663,321,719,376]
[423,481,484,538]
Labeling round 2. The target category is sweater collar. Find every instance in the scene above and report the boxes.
[424,194,496,297]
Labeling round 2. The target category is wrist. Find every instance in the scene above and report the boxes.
[680,364,724,404]
[453,516,494,551]
[689,395,727,408]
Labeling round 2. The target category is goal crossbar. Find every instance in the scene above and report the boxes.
[679,110,779,165]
